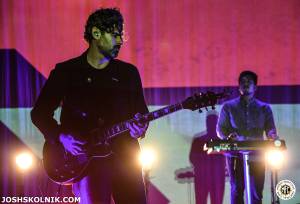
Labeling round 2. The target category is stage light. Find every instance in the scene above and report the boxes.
[15,151,34,171]
[139,148,156,171]
[265,149,285,169]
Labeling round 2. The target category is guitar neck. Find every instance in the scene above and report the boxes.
[103,102,184,139]
[93,91,227,142]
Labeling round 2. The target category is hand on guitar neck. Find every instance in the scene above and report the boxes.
[127,113,149,139]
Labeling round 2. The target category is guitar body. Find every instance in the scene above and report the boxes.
[43,140,112,185]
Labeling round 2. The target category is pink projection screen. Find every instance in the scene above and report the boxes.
[1,0,299,88]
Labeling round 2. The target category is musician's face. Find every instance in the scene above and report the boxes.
[96,27,123,59]
[239,76,257,96]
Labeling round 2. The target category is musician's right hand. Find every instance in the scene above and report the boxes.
[59,133,86,155]
[227,132,245,141]
[227,132,238,140]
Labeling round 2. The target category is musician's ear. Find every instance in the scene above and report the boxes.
[92,27,101,40]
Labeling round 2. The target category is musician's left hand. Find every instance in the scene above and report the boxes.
[267,133,279,140]
[128,113,149,139]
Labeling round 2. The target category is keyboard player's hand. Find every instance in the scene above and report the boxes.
[227,132,245,141]
[227,132,238,140]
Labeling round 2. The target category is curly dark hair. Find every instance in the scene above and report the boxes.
[84,8,124,43]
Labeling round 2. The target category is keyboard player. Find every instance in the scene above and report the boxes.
[217,70,278,204]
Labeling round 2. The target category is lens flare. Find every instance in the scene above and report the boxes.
[15,152,34,171]
[139,148,156,171]
[265,149,285,169]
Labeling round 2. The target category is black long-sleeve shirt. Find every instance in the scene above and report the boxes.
[31,51,148,155]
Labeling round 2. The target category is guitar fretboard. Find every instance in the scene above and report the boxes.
[103,103,183,140]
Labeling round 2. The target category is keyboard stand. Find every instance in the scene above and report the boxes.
[242,151,252,204]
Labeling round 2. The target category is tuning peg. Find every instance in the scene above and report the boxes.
[198,109,202,113]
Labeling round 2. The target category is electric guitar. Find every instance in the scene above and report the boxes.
[43,91,228,185]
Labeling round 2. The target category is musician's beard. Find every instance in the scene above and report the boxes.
[242,90,251,96]
[100,46,120,59]
[240,86,255,96]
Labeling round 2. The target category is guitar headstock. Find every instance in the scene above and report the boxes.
[182,91,229,111]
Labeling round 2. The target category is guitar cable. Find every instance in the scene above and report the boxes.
[37,159,46,197]
[56,184,62,197]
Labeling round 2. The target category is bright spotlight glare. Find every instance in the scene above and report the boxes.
[265,149,284,169]
[139,148,156,171]
[16,152,34,170]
